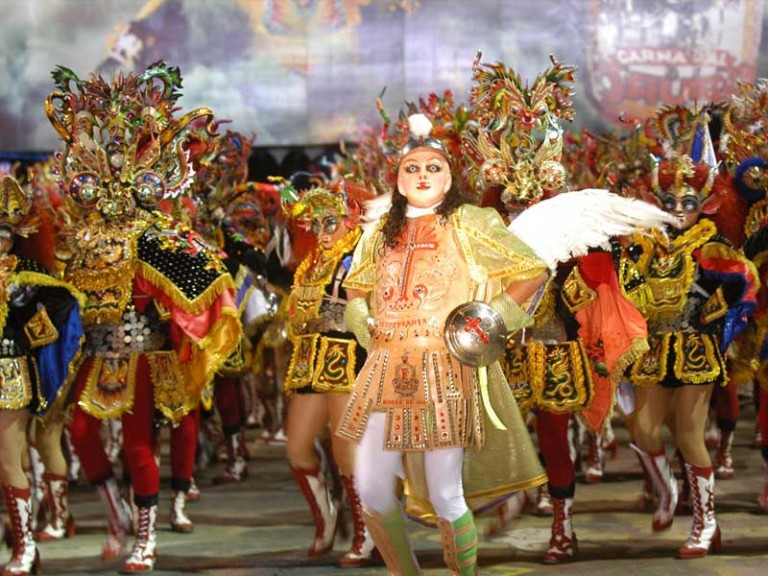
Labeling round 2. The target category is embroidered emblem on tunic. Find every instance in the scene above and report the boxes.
[392,351,419,397]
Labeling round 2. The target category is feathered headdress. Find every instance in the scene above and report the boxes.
[643,105,722,214]
[400,113,449,159]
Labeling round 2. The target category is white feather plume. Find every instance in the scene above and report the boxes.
[507,188,681,270]
[361,192,393,232]
[408,113,433,139]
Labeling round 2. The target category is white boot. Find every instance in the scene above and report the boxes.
[170,490,194,533]
[2,484,40,576]
[123,505,158,572]
[630,444,678,531]
[678,463,720,558]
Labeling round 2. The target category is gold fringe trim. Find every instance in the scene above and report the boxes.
[136,261,236,316]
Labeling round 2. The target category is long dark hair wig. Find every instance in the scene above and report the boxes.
[380,181,469,248]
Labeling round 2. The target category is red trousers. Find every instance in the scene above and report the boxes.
[536,410,575,494]
[214,376,245,435]
[169,408,199,490]
[70,356,159,498]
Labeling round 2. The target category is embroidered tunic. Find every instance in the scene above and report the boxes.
[338,205,548,451]
[0,255,84,419]
[66,212,241,422]
[628,219,757,387]
[285,227,364,394]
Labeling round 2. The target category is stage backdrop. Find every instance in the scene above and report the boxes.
[1,0,766,152]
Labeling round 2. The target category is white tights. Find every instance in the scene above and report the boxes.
[355,412,468,522]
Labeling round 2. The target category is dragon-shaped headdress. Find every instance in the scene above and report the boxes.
[461,52,577,209]
[45,63,213,220]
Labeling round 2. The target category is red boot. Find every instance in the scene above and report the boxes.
[339,475,376,567]
[291,466,337,557]
[35,473,76,542]
[678,463,721,559]
[542,496,577,564]
[2,485,41,576]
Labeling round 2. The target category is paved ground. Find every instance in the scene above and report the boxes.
[4,404,768,576]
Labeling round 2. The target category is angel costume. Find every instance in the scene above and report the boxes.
[338,204,546,522]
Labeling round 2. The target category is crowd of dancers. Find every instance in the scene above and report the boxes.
[1,52,768,576]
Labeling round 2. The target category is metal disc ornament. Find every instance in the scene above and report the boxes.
[443,301,507,367]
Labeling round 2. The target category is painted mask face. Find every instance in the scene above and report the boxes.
[397,148,452,209]
[657,185,702,230]
[310,212,348,250]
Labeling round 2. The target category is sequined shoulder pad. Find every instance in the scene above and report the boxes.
[137,213,230,305]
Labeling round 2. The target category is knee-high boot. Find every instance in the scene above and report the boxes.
[123,503,158,572]
[213,433,248,484]
[35,472,76,541]
[339,475,376,567]
[678,463,721,558]
[2,485,40,576]
[291,466,337,556]
[630,444,678,531]
[362,506,420,576]
[437,510,478,576]
[95,476,132,560]
[714,429,735,479]
[542,496,577,564]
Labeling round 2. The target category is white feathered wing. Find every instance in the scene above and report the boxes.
[508,188,681,270]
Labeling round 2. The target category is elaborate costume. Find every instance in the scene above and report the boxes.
[281,177,376,567]
[625,108,757,559]
[0,175,84,576]
[45,63,241,572]
[719,80,768,508]
[339,114,548,576]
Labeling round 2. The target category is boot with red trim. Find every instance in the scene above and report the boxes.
[714,429,735,479]
[542,496,577,564]
[291,466,337,557]
[122,504,158,572]
[339,475,376,567]
[2,485,40,576]
[212,433,248,484]
[678,463,721,559]
[630,444,678,531]
[35,473,75,542]
[95,476,132,561]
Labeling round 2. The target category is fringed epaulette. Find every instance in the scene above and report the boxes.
[13,257,47,275]
[12,256,87,309]
[137,214,232,314]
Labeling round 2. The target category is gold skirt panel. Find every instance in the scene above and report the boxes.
[630,331,725,387]
[0,356,38,410]
[500,338,594,414]
[77,351,191,423]
[337,346,482,451]
[284,334,359,395]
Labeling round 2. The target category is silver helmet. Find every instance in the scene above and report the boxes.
[444,301,508,367]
